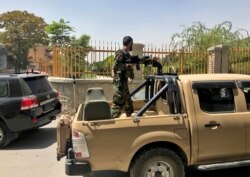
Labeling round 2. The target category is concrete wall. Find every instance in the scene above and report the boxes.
[48,43,145,107]
[49,42,195,108]
[49,77,142,107]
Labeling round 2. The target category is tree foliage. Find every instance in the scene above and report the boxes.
[45,19,91,49]
[171,21,250,51]
[45,19,74,45]
[45,20,92,78]
[71,34,91,48]
[91,55,113,74]
[0,32,4,43]
[0,10,48,72]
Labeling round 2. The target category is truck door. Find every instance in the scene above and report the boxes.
[192,81,245,163]
[238,81,250,158]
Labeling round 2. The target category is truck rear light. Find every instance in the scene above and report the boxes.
[73,129,79,138]
[21,96,38,110]
[72,130,90,159]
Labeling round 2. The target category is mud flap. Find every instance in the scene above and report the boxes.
[57,115,72,161]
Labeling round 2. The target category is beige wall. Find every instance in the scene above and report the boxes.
[49,77,142,107]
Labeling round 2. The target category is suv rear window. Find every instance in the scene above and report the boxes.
[0,80,8,97]
[23,76,52,94]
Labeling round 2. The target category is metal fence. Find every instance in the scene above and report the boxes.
[229,48,250,74]
[49,42,209,78]
[143,46,208,74]
[52,42,121,78]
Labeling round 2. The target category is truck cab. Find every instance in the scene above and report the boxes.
[57,74,250,177]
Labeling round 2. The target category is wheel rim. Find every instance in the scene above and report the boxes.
[0,127,4,142]
[144,161,174,177]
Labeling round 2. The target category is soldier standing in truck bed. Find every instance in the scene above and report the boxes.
[111,36,135,118]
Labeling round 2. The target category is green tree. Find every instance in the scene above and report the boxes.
[45,19,74,45]
[171,21,250,51]
[90,55,113,74]
[57,35,92,78]
[71,34,91,48]
[168,21,250,74]
[0,32,4,43]
[0,10,48,72]
[46,19,92,78]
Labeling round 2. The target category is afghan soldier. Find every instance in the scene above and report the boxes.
[111,36,135,118]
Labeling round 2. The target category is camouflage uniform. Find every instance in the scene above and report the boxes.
[111,50,134,118]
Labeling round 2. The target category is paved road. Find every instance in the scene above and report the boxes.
[0,119,249,177]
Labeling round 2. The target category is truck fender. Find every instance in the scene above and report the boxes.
[124,131,187,171]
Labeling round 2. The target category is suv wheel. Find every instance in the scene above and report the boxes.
[0,121,12,148]
[130,148,184,177]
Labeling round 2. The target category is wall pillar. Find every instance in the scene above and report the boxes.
[207,45,229,73]
[132,43,144,81]
[220,45,230,73]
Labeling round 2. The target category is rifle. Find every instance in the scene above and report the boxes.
[126,56,163,74]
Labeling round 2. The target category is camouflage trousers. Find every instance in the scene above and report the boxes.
[111,76,134,118]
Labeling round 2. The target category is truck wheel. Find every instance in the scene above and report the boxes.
[0,121,12,148]
[130,148,184,177]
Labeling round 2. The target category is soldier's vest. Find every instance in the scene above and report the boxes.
[112,50,134,80]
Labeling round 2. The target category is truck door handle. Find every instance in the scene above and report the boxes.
[173,114,186,120]
[173,116,181,120]
[204,122,221,128]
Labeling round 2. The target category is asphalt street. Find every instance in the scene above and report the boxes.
[0,119,249,177]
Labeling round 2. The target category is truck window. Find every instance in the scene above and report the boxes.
[0,81,8,97]
[243,87,250,111]
[238,81,250,111]
[197,88,235,113]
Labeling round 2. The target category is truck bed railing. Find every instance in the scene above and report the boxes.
[129,74,182,120]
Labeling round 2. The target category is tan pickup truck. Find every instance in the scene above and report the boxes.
[57,74,250,177]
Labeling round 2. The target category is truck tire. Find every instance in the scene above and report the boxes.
[0,121,12,148]
[130,148,184,177]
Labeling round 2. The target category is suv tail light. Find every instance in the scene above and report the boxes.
[72,129,90,159]
[54,90,59,99]
[21,96,38,110]
[55,90,59,98]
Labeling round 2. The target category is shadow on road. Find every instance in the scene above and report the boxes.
[186,166,250,177]
[186,167,250,177]
[89,166,250,177]
[90,171,128,177]
[5,127,56,150]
